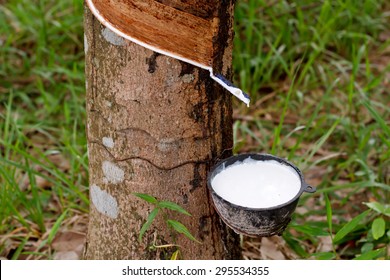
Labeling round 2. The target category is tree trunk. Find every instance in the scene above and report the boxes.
[83,1,240,260]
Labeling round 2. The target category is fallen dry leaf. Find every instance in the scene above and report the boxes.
[260,237,286,260]
[47,153,71,172]
[317,236,333,253]
[52,231,85,259]
[242,236,294,260]
[54,251,79,260]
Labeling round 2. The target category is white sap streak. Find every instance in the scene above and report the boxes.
[102,161,124,184]
[90,184,118,218]
[102,137,114,148]
[101,27,125,46]
[211,158,301,208]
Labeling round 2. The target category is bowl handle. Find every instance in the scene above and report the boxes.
[303,183,316,193]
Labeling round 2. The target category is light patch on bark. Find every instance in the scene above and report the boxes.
[84,34,88,54]
[93,57,100,68]
[158,138,176,152]
[101,27,125,46]
[105,100,112,108]
[102,161,124,184]
[182,74,195,83]
[102,137,115,148]
[90,184,118,219]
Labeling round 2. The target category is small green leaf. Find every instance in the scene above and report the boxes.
[333,210,371,243]
[361,242,374,254]
[158,201,191,216]
[133,193,158,204]
[324,194,333,235]
[170,250,180,260]
[167,220,201,243]
[139,208,159,242]
[48,209,68,244]
[384,208,390,217]
[353,248,386,260]
[364,202,385,214]
[372,217,385,240]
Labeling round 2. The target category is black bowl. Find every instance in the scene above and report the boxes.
[207,153,316,237]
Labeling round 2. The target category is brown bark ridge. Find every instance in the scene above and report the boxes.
[83,0,241,260]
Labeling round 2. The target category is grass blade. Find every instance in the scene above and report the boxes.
[170,249,180,260]
[292,225,329,236]
[167,220,200,244]
[271,72,297,155]
[303,118,341,167]
[361,99,390,139]
[158,201,191,216]
[333,210,371,243]
[317,181,390,194]
[139,208,159,242]
[324,193,333,235]
[47,209,68,244]
[283,232,309,258]
[11,236,29,260]
[311,252,336,260]
[353,248,386,260]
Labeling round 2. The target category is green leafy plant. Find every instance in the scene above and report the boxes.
[309,200,389,260]
[133,193,200,258]
[360,201,390,258]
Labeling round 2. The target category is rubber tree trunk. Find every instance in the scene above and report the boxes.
[83,1,240,259]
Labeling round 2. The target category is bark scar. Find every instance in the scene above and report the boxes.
[116,127,210,144]
[89,141,209,171]
[189,163,203,193]
[146,52,160,73]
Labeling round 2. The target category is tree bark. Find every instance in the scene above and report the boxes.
[83,0,240,260]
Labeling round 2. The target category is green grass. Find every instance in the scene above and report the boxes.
[1,0,389,259]
[234,0,390,259]
[0,0,88,259]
